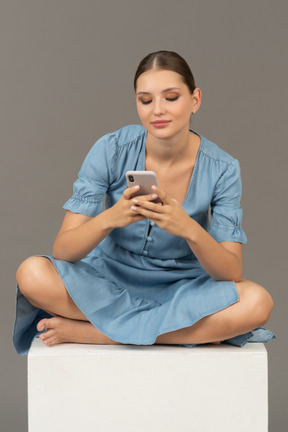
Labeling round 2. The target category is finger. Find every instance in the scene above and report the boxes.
[151,186,170,204]
[131,198,164,213]
[131,205,163,221]
[130,214,147,222]
[123,185,140,200]
[131,193,160,204]
[137,193,160,201]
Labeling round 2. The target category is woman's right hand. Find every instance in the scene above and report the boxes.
[104,185,157,229]
[53,186,157,262]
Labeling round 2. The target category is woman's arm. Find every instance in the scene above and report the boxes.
[184,221,242,282]
[131,186,242,282]
[53,210,113,263]
[53,186,149,263]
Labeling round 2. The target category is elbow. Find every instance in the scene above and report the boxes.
[52,243,67,262]
[215,274,242,283]
[234,262,243,283]
[214,267,242,283]
[233,274,242,283]
[229,256,243,283]
[52,247,62,261]
[52,243,78,263]
[230,269,242,284]
[233,267,243,283]
[52,237,62,260]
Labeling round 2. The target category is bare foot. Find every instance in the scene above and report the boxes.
[36,316,120,347]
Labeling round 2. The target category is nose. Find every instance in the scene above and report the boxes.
[154,97,165,116]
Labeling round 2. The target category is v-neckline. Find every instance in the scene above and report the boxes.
[141,129,203,207]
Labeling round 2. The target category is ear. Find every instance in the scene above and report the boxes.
[191,88,202,114]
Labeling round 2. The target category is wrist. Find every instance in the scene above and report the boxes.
[95,209,115,233]
[183,218,201,245]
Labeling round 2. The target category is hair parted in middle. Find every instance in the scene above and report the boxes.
[134,51,196,94]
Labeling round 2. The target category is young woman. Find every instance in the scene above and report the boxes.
[14,51,275,355]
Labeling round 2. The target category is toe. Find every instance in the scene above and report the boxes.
[37,319,48,332]
[40,328,54,340]
[37,317,55,332]
[43,335,60,347]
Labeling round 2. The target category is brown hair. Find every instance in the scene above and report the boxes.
[134,50,196,94]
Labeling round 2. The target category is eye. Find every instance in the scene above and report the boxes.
[141,99,152,105]
[166,96,179,102]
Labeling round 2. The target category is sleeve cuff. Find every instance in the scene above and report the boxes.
[63,195,104,217]
[209,223,247,243]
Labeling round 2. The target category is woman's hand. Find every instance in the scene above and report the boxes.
[130,186,193,238]
[130,185,243,281]
[53,186,158,262]
[104,185,159,229]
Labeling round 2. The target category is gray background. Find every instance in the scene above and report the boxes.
[1,1,287,431]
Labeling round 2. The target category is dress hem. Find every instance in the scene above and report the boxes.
[42,255,240,346]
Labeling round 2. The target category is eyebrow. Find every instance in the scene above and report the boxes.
[136,87,181,95]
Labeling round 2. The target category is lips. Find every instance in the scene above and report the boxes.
[151,120,171,129]
[151,120,171,125]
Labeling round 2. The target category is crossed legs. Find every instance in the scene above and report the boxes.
[16,256,274,347]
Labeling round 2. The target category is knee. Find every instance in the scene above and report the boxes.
[16,257,48,298]
[249,283,274,327]
[236,280,274,328]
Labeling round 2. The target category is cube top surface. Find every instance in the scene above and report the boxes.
[29,338,266,358]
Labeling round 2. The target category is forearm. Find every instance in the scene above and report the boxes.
[53,186,147,263]
[53,210,114,262]
[184,219,242,282]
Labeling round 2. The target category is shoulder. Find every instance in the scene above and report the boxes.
[199,134,236,166]
[82,125,146,179]
[96,124,146,149]
[85,124,145,162]
[196,133,242,185]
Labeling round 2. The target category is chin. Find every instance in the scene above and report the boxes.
[149,126,185,140]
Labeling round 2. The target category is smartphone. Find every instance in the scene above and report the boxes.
[125,171,162,204]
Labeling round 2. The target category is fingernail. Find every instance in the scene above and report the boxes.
[152,194,157,199]
[132,199,138,204]
[151,185,157,190]
[134,185,140,190]
[38,323,44,331]
[131,205,138,211]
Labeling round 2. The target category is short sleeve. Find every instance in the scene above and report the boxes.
[209,159,247,243]
[63,134,117,217]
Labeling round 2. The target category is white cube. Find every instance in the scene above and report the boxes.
[28,339,268,432]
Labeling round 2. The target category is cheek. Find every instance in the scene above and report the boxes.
[137,105,149,122]
[174,101,192,119]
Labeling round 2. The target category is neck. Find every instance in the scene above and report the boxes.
[145,128,194,165]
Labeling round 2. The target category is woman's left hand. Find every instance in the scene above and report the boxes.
[131,187,243,282]
[130,186,193,238]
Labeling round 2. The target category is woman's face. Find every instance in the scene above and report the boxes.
[135,69,198,141]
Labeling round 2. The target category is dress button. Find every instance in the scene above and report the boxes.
[147,236,152,242]
[150,221,155,226]
[143,250,148,256]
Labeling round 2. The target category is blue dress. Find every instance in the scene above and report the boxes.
[13,125,275,354]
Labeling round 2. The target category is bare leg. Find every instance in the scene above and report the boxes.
[16,256,118,346]
[16,257,273,347]
[16,256,87,321]
[155,279,274,345]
